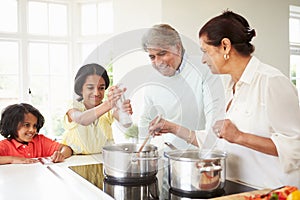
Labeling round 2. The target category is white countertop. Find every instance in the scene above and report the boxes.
[0,153,261,200]
[0,154,114,200]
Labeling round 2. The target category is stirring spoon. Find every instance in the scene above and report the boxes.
[138,115,162,153]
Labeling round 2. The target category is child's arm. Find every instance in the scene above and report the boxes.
[0,156,39,165]
[50,144,73,163]
[67,86,124,126]
[67,101,113,126]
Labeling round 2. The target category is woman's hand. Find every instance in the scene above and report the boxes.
[213,119,278,156]
[212,119,243,143]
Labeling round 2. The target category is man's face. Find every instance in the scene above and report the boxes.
[147,45,182,77]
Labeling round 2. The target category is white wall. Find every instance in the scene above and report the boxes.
[114,0,162,32]
[112,0,300,76]
[100,0,300,142]
[161,0,300,76]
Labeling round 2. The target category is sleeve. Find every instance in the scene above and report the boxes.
[0,141,8,156]
[195,130,207,147]
[107,110,114,125]
[100,110,114,141]
[39,135,61,156]
[266,75,300,172]
[201,70,227,131]
[137,87,154,140]
[61,100,82,145]
[62,100,82,129]
[62,113,78,130]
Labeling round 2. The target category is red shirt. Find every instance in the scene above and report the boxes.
[0,134,60,158]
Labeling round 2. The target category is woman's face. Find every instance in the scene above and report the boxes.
[199,35,226,74]
[16,113,37,143]
[82,74,106,109]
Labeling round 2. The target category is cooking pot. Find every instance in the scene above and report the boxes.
[165,149,227,193]
[102,143,160,180]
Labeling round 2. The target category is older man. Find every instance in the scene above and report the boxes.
[139,24,225,150]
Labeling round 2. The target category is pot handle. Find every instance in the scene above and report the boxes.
[196,162,222,173]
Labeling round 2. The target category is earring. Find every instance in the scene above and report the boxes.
[224,54,229,60]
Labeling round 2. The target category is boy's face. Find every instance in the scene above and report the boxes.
[16,113,37,143]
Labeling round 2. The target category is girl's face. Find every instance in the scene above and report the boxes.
[199,35,226,74]
[82,74,106,109]
[16,113,37,143]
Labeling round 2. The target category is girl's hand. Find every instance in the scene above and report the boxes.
[107,85,126,109]
[50,151,66,163]
[121,99,133,115]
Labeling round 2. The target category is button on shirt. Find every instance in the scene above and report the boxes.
[0,134,61,158]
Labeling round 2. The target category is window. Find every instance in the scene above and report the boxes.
[0,41,19,111]
[0,0,17,33]
[28,42,70,137]
[80,1,113,36]
[0,0,114,140]
[289,5,300,94]
[28,1,67,36]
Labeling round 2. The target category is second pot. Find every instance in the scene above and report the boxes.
[165,149,227,192]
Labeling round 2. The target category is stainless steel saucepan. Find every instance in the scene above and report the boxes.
[102,143,160,179]
[165,149,227,192]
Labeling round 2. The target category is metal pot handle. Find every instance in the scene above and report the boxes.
[196,162,222,173]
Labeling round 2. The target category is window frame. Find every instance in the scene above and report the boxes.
[0,0,114,139]
[289,5,300,96]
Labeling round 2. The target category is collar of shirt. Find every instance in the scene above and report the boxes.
[175,51,187,75]
[226,56,259,91]
[239,56,259,85]
[11,139,28,149]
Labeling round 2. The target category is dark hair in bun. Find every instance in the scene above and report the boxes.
[199,10,256,56]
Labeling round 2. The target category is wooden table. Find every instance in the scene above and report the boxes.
[212,189,270,200]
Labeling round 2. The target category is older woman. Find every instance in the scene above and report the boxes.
[149,10,300,188]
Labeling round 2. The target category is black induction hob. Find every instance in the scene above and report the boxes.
[69,163,256,199]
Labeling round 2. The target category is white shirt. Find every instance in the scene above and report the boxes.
[138,53,225,150]
[215,56,300,188]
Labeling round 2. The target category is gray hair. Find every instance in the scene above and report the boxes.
[142,24,184,52]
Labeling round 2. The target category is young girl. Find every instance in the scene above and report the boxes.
[0,103,73,165]
[61,63,132,154]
